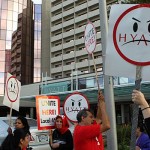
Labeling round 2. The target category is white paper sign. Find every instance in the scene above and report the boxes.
[84,21,97,54]
[105,4,150,80]
[36,95,60,130]
[3,73,21,111]
[63,92,89,123]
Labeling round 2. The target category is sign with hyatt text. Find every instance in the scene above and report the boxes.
[105,4,150,80]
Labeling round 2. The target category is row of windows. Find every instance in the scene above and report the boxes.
[0,0,27,12]
[51,31,100,46]
[51,9,99,26]
[51,56,101,69]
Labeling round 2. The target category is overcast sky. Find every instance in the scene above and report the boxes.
[32,0,42,4]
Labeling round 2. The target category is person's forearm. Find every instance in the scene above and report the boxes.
[100,102,110,132]
[140,104,150,119]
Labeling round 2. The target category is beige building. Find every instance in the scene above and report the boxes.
[41,0,115,79]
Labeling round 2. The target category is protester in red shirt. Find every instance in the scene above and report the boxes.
[73,91,110,150]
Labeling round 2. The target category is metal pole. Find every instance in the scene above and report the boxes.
[99,1,118,150]
[130,66,142,150]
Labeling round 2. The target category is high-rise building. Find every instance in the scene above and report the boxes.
[0,0,41,95]
[0,0,28,95]
[11,0,34,85]
[41,0,116,79]
[33,4,41,83]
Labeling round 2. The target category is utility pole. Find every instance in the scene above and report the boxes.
[98,1,118,150]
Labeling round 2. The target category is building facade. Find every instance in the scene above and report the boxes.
[0,0,28,95]
[42,0,112,78]
[33,4,41,83]
[11,0,34,85]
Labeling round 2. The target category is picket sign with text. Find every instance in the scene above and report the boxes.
[36,95,60,130]
[105,4,150,80]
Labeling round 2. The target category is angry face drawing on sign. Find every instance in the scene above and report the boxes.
[63,93,89,123]
[113,4,150,66]
[6,76,19,102]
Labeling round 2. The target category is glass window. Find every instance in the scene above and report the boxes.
[34,77,41,82]
[0,40,6,50]
[19,0,23,4]
[98,76,104,87]
[78,78,86,89]
[2,0,8,10]
[0,72,5,83]
[13,12,18,22]
[1,10,7,19]
[37,22,41,31]
[13,2,18,12]
[34,68,41,78]
[19,4,22,12]
[34,40,38,49]
[0,61,5,72]
[0,0,1,9]
[7,20,13,31]
[0,30,6,40]
[8,1,13,11]
[34,59,40,67]
[36,14,41,22]
[6,31,12,41]
[86,77,95,88]
[6,40,11,49]
[34,31,37,40]
[0,83,4,95]
[37,41,41,49]
[24,0,27,7]
[7,11,13,20]
[37,50,41,58]
[13,21,17,31]
[34,22,38,30]
[119,77,128,84]
[0,51,5,61]
[35,5,41,14]
[1,19,7,29]
[37,31,41,39]
[34,51,38,58]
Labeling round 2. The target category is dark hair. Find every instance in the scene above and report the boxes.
[137,123,144,132]
[1,128,29,150]
[76,108,91,123]
[16,116,30,131]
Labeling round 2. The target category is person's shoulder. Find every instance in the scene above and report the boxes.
[141,132,150,139]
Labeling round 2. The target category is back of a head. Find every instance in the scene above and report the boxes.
[76,108,90,123]
[137,123,144,132]
[17,116,30,131]
[1,128,29,150]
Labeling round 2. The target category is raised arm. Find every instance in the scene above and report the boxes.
[132,90,150,119]
[97,91,110,132]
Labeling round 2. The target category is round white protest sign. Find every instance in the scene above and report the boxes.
[84,22,97,54]
[63,92,89,123]
[6,76,19,102]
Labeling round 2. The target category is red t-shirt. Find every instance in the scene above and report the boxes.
[73,124,103,150]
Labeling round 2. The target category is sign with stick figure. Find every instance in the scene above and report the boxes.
[105,4,150,80]
[63,92,89,123]
[3,73,21,111]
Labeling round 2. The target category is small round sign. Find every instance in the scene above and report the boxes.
[84,22,97,54]
[6,76,19,102]
[63,92,89,123]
